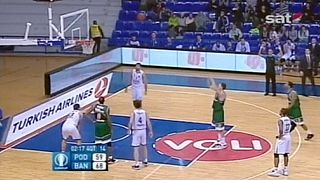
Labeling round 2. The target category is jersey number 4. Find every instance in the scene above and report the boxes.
[138,117,143,124]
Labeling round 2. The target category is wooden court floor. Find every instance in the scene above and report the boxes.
[0,57,319,180]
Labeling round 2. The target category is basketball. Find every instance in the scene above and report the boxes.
[137,12,146,21]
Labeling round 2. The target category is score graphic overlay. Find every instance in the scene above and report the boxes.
[52,144,108,171]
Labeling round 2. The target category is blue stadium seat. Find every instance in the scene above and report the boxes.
[243,23,252,33]
[158,31,168,38]
[116,21,125,30]
[221,33,230,40]
[206,22,214,32]
[243,33,250,40]
[184,32,195,39]
[133,21,144,31]
[203,32,213,40]
[128,11,138,21]
[212,33,221,40]
[119,10,128,21]
[124,21,135,30]
[309,24,320,35]
[150,22,161,31]
[314,5,320,15]
[139,31,150,38]
[248,34,260,40]
[194,32,203,37]
[160,22,169,31]
[251,46,259,53]
[297,43,308,49]
[121,31,130,37]
[123,1,140,11]
[309,35,319,41]
[290,3,303,13]
[112,30,121,38]
[129,30,139,37]
[146,11,158,21]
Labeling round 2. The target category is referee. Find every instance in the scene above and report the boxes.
[264,49,277,96]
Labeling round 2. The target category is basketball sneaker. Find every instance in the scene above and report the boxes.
[108,158,116,164]
[268,169,281,177]
[305,134,314,141]
[132,164,140,170]
[143,161,148,167]
[281,169,289,176]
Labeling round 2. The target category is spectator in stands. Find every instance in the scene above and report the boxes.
[286,26,298,42]
[218,0,229,14]
[164,37,174,48]
[272,37,284,58]
[216,10,229,33]
[257,5,269,25]
[308,38,320,75]
[185,14,196,32]
[226,41,234,52]
[258,40,270,56]
[233,2,245,29]
[169,14,180,35]
[282,39,296,70]
[247,0,257,8]
[146,0,157,12]
[210,0,219,13]
[271,37,284,74]
[302,2,315,23]
[269,26,278,42]
[178,13,186,34]
[229,24,243,41]
[148,32,159,47]
[168,26,178,39]
[278,25,288,41]
[195,12,210,32]
[89,20,104,53]
[244,5,256,24]
[260,25,269,40]
[275,0,289,15]
[298,25,309,43]
[212,41,226,51]
[256,0,271,14]
[159,6,171,21]
[126,36,141,47]
[236,38,251,53]
[191,35,205,50]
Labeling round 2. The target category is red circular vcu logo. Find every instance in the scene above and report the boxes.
[246,55,265,70]
[154,130,271,162]
[94,77,109,98]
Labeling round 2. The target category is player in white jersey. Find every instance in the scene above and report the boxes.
[128,100,153,170]
[126,63,148,101]
[61,104,92,152]
[268,108,292,177]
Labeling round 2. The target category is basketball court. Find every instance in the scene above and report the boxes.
[0,58,319,180]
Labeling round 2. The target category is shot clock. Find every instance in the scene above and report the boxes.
[52,144,108,171]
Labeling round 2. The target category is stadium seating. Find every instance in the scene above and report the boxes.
[109,0,320,56]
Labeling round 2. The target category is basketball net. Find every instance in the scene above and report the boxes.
[78,40,95,54]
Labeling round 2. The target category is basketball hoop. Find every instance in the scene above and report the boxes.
[77,40,95,55]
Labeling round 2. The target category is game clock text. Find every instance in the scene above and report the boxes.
[52,144,108,171]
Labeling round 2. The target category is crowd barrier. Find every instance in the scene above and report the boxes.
[122,47,266,73]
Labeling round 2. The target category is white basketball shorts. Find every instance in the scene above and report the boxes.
[132,86,145,101]
[62,123,81,140]
[131,129,147,146]
[274,135,291,154]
